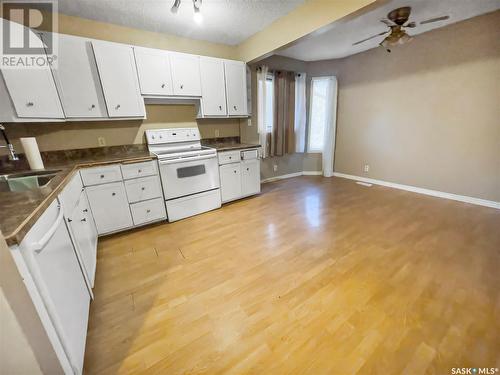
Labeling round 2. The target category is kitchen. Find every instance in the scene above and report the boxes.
[1,1,499,374]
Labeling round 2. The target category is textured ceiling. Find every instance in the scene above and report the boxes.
[57,0,305,46]
[277,0,500,61]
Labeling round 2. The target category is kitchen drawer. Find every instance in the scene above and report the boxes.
[124,175,162,203]
[241,148,259,160]
[121,160,157,180]
[218,150,240,165]
[130,198,166,226]
[80,165,122,186]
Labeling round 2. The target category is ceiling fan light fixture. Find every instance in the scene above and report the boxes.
[193,0,202,24]
[170,0,181,14]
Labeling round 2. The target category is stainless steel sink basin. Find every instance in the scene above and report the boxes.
[0,170,61,192]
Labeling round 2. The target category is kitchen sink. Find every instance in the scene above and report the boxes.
[0,170,61,192]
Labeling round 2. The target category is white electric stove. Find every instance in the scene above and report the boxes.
[146,128,221,221]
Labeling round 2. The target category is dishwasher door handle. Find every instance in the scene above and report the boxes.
[28,202,65,253]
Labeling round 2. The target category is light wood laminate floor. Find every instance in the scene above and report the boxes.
[84,176,500,375]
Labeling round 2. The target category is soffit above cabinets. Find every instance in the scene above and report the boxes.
[277,0,500,61]
[57,0,305,46]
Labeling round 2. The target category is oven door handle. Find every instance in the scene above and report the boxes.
[159,154,216,165]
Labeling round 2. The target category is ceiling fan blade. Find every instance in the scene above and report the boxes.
[353,31,388,46]
[420,15,450,25]
[380,19,394,26]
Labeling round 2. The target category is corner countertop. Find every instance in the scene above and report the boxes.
[0,145,154,246]
[202,137,260,152]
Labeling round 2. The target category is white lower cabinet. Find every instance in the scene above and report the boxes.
[218,148,261,203]
[130,197,166,226]
[85,181,133,235]
[67,190,98,287]
[241,159,261,196]
[220,163,242,203]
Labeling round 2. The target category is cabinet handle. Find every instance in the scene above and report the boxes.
[161,83,166,88]
[146,209,151,213]
[180,84,184,89]
[219,105,222,110]
[141,187,146,191]
[81,218,87,222]
[234,105,237,110]
[138,169,142,173]
[83,208,88,212]
[229,156,232,159]
[26,102,34,107]
[90,104,95,109]
[67,218,73,223]
[246,168,249,171]
[234,170,237,174]
[100,174,105,178]
[115,104,121,109]
[112,192,116,196]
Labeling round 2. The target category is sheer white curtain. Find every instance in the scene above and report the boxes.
[294,73,306,153]
[257,65,270,158]
[322,76,338,177]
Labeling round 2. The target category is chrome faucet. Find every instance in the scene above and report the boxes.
[0,124,19,161]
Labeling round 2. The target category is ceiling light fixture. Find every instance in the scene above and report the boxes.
[170,0,203,24]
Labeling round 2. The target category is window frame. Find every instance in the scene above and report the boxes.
[307,76,333,153]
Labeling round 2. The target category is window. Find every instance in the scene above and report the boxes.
[264,75,274,132]
[308,77,331,152]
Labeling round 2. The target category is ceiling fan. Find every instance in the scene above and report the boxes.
[353,6,450,52]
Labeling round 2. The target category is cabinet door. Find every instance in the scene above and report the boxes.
[200,57,227,116]
[92,41,145,117]
[68,190,98,287]
[219,163,241,203]
[224,60,247,116]
[241,159,261,196]
[0,21,64,119]
[43,33,107,118]
[134,47,173,96]
[85,181,133,234]
[170,52,201,96]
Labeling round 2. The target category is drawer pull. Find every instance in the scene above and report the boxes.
[100,174,104,178]
[115,104,121,109]
[234,170,237,174]
[161,83,166,88]
[81,218,87,222]
[219,105,222,110]
[146,209,151,213]
[112,192,116,196]
[67,218,73,223]
[141,187,146,191]
[229,156,232,159]
[90,104,95,109]
[180,84,184,89]
[246,168,249,171]
[83,209,88,213]
[138,169,142,173]
[26,102,34,107]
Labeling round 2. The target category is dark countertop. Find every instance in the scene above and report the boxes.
[1,145,154,246]
[202,137,260,152]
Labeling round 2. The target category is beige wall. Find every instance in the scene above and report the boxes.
[307,11,500,202]
[3,105,240,152]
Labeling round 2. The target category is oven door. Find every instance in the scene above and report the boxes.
[159,154,220,200]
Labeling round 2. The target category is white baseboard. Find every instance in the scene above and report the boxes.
[333,172,500,210]
[261,172,304,183]
[302,171,323,176]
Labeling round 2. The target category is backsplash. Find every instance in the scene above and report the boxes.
[1,105,240,155]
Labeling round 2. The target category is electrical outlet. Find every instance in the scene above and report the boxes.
[98,137,106,147]
[363,164,370,173]
[247,119,252,127]
[273,164,278,172]
[214,129,220,138]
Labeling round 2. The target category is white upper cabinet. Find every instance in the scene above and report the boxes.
[170,52,202,96]
[200,57,227,116]
[44,33,107,118]
[134,47,174,96]
[224,60,248,116]
[92,41,145,118]
[0,20,64,119]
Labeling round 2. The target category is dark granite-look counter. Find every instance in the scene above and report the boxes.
[202,137,260,152]
[0,145,154,246]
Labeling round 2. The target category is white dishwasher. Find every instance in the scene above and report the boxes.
[17,199,91,375]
